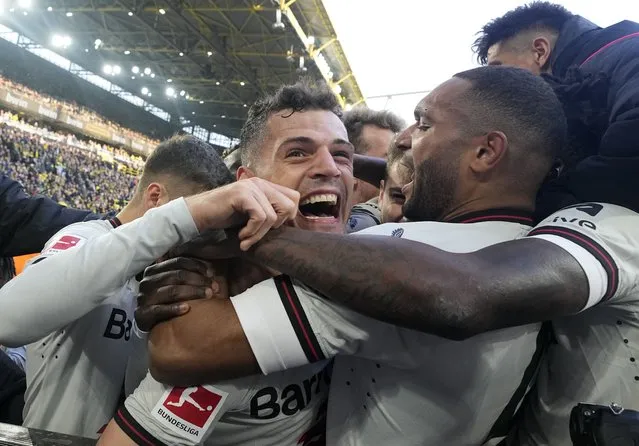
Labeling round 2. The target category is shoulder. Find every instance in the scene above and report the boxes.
[41,220,113,256]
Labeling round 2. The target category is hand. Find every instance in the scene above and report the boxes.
[134,257,229,332]
[185,178,299,251]
[169,230,243,261]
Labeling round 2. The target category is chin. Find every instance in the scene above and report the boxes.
[295,215,345,234]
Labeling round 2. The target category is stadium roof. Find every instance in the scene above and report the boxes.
[0,0,364,140]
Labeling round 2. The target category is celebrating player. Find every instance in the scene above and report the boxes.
[0,135,299,438]
[123,66,569,445]
[97,80,352,445]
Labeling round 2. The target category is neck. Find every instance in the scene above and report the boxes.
[115,201,145,224]
[439,193,535,222]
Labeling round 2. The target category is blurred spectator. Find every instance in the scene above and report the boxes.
[0,76,158,156]
[0,112,138,214]
[342,107,404,205]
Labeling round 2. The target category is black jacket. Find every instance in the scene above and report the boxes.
[0,175,100,257]
[550,16,639,213]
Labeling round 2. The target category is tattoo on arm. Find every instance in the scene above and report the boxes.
[249,227,589,339]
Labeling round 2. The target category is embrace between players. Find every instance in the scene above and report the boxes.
[1,65,638,445]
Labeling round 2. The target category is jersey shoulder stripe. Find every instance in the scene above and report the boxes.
[115,406,166,446]
[528,225,619,301]
[274,275,326,363]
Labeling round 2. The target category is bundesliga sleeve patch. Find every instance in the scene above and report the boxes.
[152,386,228,441]
[43,234,86,255]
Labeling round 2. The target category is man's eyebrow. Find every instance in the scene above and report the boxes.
[280,136,314,145]
[332,138,354,149]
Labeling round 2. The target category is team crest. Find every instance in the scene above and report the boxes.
[152,385,228,441]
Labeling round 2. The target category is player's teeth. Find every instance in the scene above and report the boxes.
[300,193,338,205]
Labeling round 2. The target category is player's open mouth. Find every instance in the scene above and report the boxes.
[298,193,340,219]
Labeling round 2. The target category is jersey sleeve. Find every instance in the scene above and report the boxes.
[527,202,639,310]
[231,275,405,375]
[117,372,242,445]
[0,198,199,347]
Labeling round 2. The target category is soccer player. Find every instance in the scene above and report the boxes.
[378,148,413,223]
[127,66,568,445]
[0,135,298,438]
[97,80,352,445]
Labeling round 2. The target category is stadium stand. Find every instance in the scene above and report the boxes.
[0,110,138,214]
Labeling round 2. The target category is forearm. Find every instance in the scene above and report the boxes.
[248,227,587,339]
[353,154,386,187]
[148,298,259,386]
[0,199,198,347]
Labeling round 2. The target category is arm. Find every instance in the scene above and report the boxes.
[148,298,260,386]
[0,199,198,347]
[247,227,588,340]
[0,175,99,256]
[353,154,386,187]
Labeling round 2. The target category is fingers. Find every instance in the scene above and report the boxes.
[134,303,190,333]
[237,180,299,251]
[144,257,215,279]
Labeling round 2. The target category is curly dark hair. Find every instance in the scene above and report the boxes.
[239,78,342,167]
[473,2,573,64]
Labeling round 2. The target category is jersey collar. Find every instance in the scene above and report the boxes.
[446,208,534,226]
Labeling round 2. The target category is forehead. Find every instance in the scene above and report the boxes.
[416,77,471,118]
[266,109,347,143]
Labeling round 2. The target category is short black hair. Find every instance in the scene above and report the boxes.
[342,107,405,154]
[239,78,342,167]
[473,2,573,64]
[453,66,567,189]
[140,134,233,195]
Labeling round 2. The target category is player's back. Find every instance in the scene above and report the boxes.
[510,203,639,445]
[119,361,331,445]
[323,217,542,445]
[23,220,137,438]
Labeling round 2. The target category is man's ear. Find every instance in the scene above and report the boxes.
[378,180,385,203]
[144,182,164,208]
[236,166,255,181]
[532,36,552,70]
[470,131,508,174]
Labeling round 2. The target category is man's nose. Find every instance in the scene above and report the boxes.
[310,147,341,177]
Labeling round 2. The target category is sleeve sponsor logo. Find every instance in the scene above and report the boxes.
[391,228,404,238]
[550,215,597,230]
[152,386,228,441]
[43,234,86,255]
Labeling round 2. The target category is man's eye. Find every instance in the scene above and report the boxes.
[287,149,305,158]
[333,151,351,159]
[391,192,405,202]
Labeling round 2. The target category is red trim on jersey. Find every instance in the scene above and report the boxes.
[115,407,166,446]
[447,208,534,225]
[529,226,619,301]
[274,275,326,363]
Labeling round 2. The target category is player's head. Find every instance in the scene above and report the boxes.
[132,135,234,211]
[473,2,573,74]
[237,78,353,234]
[403,65,566,222]
[342,107,405,204]
[379,154,413,223]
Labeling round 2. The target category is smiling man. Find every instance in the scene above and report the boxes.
[98,79,353,446]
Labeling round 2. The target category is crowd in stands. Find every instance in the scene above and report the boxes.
[0,110,137,214]
[0,75,158,161]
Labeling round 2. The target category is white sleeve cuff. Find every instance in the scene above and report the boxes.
[231,279,310,375]
[530,234,607,310]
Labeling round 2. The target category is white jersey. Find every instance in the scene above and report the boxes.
[231,210,543,445]
[118,363,330,446]
[23,218,139,439]
[0,198,200,438]
[512,203,639,445]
